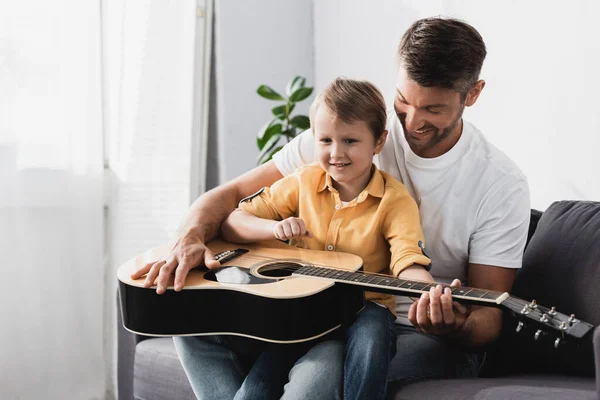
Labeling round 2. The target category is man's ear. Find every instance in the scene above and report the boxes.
[465,80,486,107]
[374,130,388,154]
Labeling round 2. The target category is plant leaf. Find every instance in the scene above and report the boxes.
[257,118,276,138]
[271,104,295,120]
[290,115,310,130]
[257,85,285,100]
[289,87,313,102]
[263,146,284,163]
[286,76,305,97]
[256,135,281,164]
[257,121,282,150]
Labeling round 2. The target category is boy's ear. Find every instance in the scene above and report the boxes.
[374,130,388,154]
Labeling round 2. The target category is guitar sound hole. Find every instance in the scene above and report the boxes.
[255,261,304,278]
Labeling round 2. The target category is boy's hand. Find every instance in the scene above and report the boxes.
[273,217,313,241]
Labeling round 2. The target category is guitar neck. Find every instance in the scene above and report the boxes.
[292,265,509,307]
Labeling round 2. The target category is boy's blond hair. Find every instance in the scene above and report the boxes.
[310,77,387,140]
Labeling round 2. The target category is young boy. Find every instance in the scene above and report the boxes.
[221,77,434,399]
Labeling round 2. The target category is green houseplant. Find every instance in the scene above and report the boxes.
[256,76,313,165]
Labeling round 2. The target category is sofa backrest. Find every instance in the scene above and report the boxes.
[485,200,600,377]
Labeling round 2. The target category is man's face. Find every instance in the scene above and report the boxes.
[393,67,465,158]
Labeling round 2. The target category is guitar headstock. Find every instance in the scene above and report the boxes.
[501,296,594,348]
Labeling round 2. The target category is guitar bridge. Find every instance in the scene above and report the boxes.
[214,248,249,264]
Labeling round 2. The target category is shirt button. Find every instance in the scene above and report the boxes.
[335,204,341,210]
[327,245,334,251]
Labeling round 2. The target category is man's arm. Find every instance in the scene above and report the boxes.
[458,263,517,346]
[130,160,283,294]
[409,263,517,348]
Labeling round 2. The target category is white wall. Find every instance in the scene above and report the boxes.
[214,0,314,182]
[313,0,600,211]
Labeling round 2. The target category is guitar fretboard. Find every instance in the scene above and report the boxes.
[293,265,507,305]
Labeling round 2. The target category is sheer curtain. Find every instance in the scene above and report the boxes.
[103,0,210,396]
[0,1,106,399]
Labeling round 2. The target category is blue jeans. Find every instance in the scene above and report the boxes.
[344,301,397,400]
[173,335,343,400]
[388,323,484,389]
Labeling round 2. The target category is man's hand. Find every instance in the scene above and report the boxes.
[129,229,221,294]
[272,217,313,241]
[408,279,471,337]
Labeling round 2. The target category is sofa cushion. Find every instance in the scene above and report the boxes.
[393,375,596,400]
[134,338,195,400]
[488,201,600,377]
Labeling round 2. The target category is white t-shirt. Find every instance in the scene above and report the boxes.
[273,110,531,325]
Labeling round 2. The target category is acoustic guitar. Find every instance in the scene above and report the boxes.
[118,239,594,346]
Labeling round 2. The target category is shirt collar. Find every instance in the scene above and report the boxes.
[318,165,385,200]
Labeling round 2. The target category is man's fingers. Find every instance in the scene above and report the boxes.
[441,287,456,326]
[408,300,420,330]
[428,286,443,327]
[203,248,221,270]
[130,262,153,280]
[416,292,431,329]
[174,260,193,292]
[450,278,462,287]
[305,230,313,238]
[144,260,166,288]
[156,259,177,294]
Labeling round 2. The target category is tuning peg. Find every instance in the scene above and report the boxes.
[529,299,538,309]
[568,314,576,326]
[540,314,549,323]
[534,329,544,340]
[548,306,557,316]
[554,338,561,348]
[559,321,568,331]
[516,321,524,333]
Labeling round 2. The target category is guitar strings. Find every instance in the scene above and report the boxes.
[217,252,515,302]
[217,252,562,313]
[208,250,571,327]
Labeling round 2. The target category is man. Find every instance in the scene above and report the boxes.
[132,17,530,398]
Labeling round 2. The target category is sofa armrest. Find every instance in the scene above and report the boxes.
[595,326,600,400]
[117,289,151,400]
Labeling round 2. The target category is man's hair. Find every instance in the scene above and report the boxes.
[310,78,387,140]
[397,17,487,97]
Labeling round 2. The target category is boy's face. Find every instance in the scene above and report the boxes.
[394,66,481,158]
[313,106,386,195]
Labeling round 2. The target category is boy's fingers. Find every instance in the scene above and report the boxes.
[290,220,302,237]
[282,224,293,239]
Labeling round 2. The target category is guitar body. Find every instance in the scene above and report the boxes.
[118,239,365,343]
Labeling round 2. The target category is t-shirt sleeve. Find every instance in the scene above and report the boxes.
[238,172,301,221]
[382,190,432,276]
[272,129,316,176]
[469,177,530,268]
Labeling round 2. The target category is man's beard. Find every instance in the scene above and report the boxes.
[402,104,465,155]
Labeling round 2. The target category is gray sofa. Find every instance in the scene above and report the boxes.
[118,201,600,399]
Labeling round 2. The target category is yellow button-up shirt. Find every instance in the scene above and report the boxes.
[239,162,431,313]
